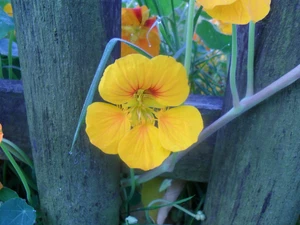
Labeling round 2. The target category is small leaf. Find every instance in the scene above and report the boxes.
[0,8,14,39]
[196,20,231,53]
[0,198,36,225]
[159,179,172,192]
[0,187,19,202]
[145,0,182,16]
[141,177,165,222]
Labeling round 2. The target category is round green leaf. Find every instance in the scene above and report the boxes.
[196,20,231,53]
[0,198,36,225]
[0,187,19,202]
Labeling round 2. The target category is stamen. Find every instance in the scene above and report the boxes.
[146,16,161,48]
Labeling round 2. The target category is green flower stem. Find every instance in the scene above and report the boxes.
[2,138,34,169]
[126,168,136,203]
[171,0,180,50]
[193,6,203,32]
[230,24,239,107]
[8,31,13,79]
[147,199,205,221]
[0,54,3,79]
[0,143,32,205]
[246,21,256,97]
[71,38,152,152]
[130,64,300,185]
[184,0,195,74]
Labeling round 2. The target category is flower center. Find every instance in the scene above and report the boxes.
[124,89,156,127]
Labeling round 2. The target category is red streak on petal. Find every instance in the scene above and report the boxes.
[144,17,157,31]
[133,7,143,24]
[147,87,160,97]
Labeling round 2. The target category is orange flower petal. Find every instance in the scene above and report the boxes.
[4,3,13,17]
[122,6,147,26]
[85,102,130,154]
[203,0,271,24]
[205,1,251,24]
[121,6,160,56]
[196,0,237,9]
[241,0,271,23]
[121,26,160,57]
[118,124,170,170]
[157,106,203,152]
[100,54,152,105]
[147,56,190,107]
[0,124,3,143]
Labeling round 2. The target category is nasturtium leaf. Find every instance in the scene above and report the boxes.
[0,187,19,202]
[145,0,182,16]
[141,177,165,222]
[0,8,14,39]
[196,20,231,53]
[0,198,36,225]
[159,179,172,192]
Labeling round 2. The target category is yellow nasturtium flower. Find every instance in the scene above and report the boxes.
[196,0,271,24]
[211,19,232,35]
[86,54,203,170]
[0,124,3,143]
[4,3,13,17]
[121,6,160,57]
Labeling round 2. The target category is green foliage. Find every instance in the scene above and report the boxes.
[196,20,231,53]
[0,187,19,202]
[144,0,182,16]
[0,198,36,225]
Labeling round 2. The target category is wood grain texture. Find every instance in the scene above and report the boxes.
[10,1,121,224]
[202,1,300,225]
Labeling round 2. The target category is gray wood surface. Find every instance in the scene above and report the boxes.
[202,2,300,224]
[0,80,222,182]
[10,1,121,224]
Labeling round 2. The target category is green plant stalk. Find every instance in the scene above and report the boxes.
[246,21,256,97]
[171,0,180,50]
[71,38,152,152]
[0,54,3,79]
[126,64,300,185]
[6,162,38,191]
[2,138,34,168]
[0,143,32,205]
[230,24,239,107]
[146,199,204,221]
[8,31,13,79]
[184,0,195,74]
[126,196,193,213]
[2,160,8,185]
[126,168,136,203]
[193,6,203,32]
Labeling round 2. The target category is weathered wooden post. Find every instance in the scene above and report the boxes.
[11,1,120,224]
[202,1,300,224]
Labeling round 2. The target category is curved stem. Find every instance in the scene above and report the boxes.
[8,31,13,79]
[131,64,300,185]
[0,143,32,205]
[147,199,205,221]
[230,24,239,107]
[0,54,3,79]
[184,0,195,74]
[246,21,256,97]
[126,168,136,203]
